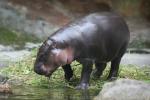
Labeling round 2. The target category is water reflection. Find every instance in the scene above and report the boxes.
[0,85,99,100]
[61,88,91,100]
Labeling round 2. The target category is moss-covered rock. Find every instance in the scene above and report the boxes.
[0,27,40,49]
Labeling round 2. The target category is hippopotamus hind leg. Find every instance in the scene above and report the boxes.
[107,57,121,80]
[107,43,128,80]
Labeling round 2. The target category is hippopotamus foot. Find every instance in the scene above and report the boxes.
[92,62,107,79]
[76,83,89,90]
[107,77,117,81]
[62,64,73,81]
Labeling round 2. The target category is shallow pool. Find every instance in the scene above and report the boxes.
[0,85,99,100]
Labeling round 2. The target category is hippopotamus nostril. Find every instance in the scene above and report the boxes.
[34,63,45,75]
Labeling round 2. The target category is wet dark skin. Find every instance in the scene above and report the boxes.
[34,12,130,89]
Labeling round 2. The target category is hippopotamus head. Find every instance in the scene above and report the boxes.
[34,39,74,77]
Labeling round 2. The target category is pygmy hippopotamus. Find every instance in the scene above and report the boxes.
[34,12,130,89]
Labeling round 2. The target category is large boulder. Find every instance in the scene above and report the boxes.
[95,79,150,100]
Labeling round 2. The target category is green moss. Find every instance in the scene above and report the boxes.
[0,49,150,89]
[0,27,40,49]
[129,38,150,48]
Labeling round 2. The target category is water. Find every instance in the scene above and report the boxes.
[0,85,99,100]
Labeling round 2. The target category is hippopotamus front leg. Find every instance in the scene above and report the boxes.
[62,64,73,81]
[92,62,107,78]
[76,60,93,89]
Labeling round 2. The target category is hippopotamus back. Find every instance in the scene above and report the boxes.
[50,12,130,62]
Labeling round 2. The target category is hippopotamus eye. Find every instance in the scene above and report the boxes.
[50,54,53,57]
[46,40,52,46]
[51,42,57,49]
[38,54,46,61]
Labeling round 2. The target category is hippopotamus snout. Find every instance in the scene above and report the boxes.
[34,62,45,75]
[34,62,51,77]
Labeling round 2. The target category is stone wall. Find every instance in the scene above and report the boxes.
[0,0,149,47]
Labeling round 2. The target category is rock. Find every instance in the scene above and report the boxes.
[121,53,150,66]
[24,42,42,50]
[0,50,31,67]
[94,79,150,100]
[0,75,12,94]
[126,18,150,48]
[0,45,14,51]
[0,50,30,62]
[0,0,60,39]
[0,83,12,94]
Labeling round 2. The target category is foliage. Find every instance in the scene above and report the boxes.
[0,27,40,49]
[0,49,149,89]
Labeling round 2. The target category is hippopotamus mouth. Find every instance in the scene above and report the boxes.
[34,62,53,77]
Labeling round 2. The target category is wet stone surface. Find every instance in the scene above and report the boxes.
[0,43,41,68]
[121,53,150,66]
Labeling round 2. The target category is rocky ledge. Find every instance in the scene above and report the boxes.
[95,79,150,100]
